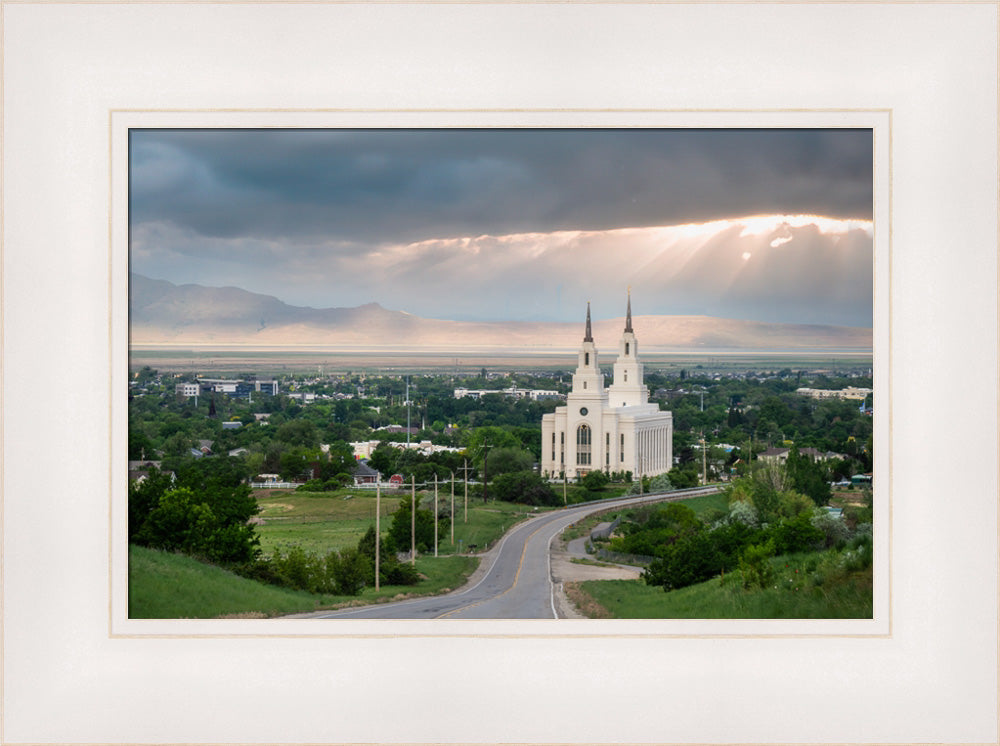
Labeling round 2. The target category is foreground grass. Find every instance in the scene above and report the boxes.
[129,544,479,619]
[129,544,332,618]
[571,551,873,619]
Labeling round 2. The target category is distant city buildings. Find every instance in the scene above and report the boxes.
[351,438,461,460]
[796,386,872,401]
[758,447,846,464]
[174,378,279,399]
[454,386,562,401]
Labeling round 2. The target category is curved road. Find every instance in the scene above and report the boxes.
[308,486,720,619]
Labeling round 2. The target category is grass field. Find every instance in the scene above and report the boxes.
[129,544,479,619]
[256,487,550,557]
[569,550,873,619]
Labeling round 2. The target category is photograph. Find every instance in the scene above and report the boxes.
[3,1,996,742]
[127,127,876,620]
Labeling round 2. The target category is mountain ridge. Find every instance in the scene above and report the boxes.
[129,274,872,350]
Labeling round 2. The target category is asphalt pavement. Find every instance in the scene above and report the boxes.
[299,486,720,620]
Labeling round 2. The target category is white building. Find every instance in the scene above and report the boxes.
[796,386,872,401]
[541,296,673,480]
[454,387,562,401]
[175,382,199,398]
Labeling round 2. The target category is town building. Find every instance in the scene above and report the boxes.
[541,295,673,480]
[175,382,200,398]
[795,386,872,401]
[454,387,562,401]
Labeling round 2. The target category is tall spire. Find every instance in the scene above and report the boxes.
[584,301,593,342]
[625,287,633,333]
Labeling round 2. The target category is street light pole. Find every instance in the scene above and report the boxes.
[450,471,455,546]
[434,473,439,557]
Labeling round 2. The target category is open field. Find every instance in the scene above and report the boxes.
[130,344,872,376]
[255,487,557,557]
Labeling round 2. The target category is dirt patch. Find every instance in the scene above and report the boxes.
[259,502,295,512]
[563,582,612,619]
[551,552,642,583]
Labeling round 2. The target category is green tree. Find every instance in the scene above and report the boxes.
[388,496,440,555]
[279,446,321,481]
[326,548,370,596]
[738,540,776,589]
[643,530,721,591]
[491,471,559,506]
[464,426,521,470]
[485,446,534,477]
[275,419,320,448]
[786,448,832,506]
[128,467,176,542]
[135,487,218,557]
[581,470,609,491]
[356,525,420,586]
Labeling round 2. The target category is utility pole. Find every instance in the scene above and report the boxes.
[374,481,380,591]
[481,438,490,503]
[457,459,472,523]
[563,472,567,505]
[433,473,439,557]
[701,432,707,486]
[410,475,416,565]
[405,377,412,448]
[450,472,455,546]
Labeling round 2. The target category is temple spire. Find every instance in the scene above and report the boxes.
[584,301,593,342]
[625,287,633,333]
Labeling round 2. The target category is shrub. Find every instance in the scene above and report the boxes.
[770,511,825,555]
[388,496,442,553]
[644,531,722,591]
[739,540,776,589]
[581,470,610,491]
[356,525,420,587]
[326,548,370,596]
[812,509,851,548]
[491,471,559,506]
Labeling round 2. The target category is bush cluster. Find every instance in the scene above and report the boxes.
[237,524,422,597]
[624,474,870,593]
[129,459,261,564]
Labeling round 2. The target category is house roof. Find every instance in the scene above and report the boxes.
[353,461,379,478]
[759,447,789,457]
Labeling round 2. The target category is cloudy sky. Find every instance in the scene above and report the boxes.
[130,128,874,327]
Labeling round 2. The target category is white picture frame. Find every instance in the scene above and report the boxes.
[2,2,996,743]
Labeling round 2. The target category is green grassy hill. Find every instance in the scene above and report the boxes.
[569,549,873,619]
[129,544,479,619]
[129,545,331,618]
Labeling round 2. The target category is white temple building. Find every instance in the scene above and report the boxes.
[541,295,673,480]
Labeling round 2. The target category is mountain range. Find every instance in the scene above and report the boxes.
[129,274,872,350]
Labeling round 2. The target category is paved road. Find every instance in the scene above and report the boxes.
[308,486,720,619]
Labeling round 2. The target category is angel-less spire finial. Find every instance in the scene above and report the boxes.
[625,287,633,333]
[584,301,593,343]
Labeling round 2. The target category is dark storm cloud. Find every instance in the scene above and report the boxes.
[130,128,873,249]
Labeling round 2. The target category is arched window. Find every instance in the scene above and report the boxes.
[576,423,592,465]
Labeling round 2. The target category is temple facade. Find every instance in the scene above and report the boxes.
[541,295,673,480]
